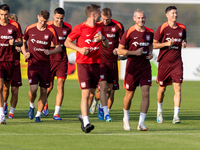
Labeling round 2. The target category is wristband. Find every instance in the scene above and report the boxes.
[103,36,106,41]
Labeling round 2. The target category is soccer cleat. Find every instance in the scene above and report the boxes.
[53,114,62,120]
[90,99,98,115]
[78,114,94,133]
[28,107,34,120]
[98,104,104,121]
[8,113,14,119]
[35,116,41,122]
[0,115,6,124]
[137,124,148,131]
[105,114,112,122]
[42,103,49,116]
[172,116,181,124]
[157,112,163,123]
[4,103,8,115]
[123,117,131,130]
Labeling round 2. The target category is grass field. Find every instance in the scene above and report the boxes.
[1,79,200,150]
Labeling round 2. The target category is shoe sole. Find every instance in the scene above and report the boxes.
[0,121,6,124]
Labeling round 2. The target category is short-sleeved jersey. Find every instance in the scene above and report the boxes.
[24,23,59,65]
[0,19,22,61]
[99,19,124,62]
[120,25,154,70]
[154,22,186,63]
[68,22,106,64]
[47,21,72,61]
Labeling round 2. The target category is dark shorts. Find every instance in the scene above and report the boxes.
[77,63,100,90]
[11,62,22,87]
[123,67,152,91]
[50,60,68,81]
[157,61,183,86]
[28,63,50,88]
[99,62,119,90]
[0,61,15,83]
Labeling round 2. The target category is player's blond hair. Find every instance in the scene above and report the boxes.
[133,9,146,17]
[8,14,18,22]
[101,7,112,17]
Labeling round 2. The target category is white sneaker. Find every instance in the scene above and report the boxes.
[172,116,181,124]
[90,99,98,115]
[0,115,6,124]
[123,117,131,130]
[137,124,148,131]
[157,112,163,123]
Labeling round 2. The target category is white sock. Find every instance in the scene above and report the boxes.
[103,106,109,118]
[123,109,129,120]
[35,111,42,117]
[157,102,163,113]
[4,102,7,107]
[30,102,35,108]
[9,107,15,115]
[99,103,103,109]
[83,116,89,127]
[174,107,180,117]
[139,112,146,126]
[54,105,61,116]
[0,107,4,116]
[108,109,110,113]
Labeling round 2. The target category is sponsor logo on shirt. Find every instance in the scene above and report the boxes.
[89,46,99,52]
[59,36,66,40]
[81,82,86,88]
[106,34,115,38]
[1,35,13,39]
[31,39,48,45]
[165,37,182,42]
[0,43,9,46]
[85,39,92,44]
[33,47,46,51]
[7,29,12,34]
[133,37,138,39]
[132,42,149,47]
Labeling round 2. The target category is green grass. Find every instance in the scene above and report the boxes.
[1,79,200,150]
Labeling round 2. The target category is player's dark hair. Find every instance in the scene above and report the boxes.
[85,4,101,17]
[39,10,49,19]
[101,7,112,16]
[165,6,177,13]
[0,4,10,13]
[54,7,65,15]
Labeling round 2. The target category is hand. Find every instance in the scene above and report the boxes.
[44,50,51,55]
[167,37,174,47]
[80,47,89,55]
[113,48,118,55]
[135,47,143,56]
[93,31,104,42]
[146,52,153,60]
[24,52,30,59]
[15,47,22,52]
[9,38,14,46]
[182,40,187,48]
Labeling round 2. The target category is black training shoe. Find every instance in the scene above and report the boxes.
[78,114,94,133]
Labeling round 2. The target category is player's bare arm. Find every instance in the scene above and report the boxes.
[93,32,108,48]
[21,39,30,59]
[9,37,23,47]
[44,44,62,55]
[146,43,153,60]
[118,44,143,56]
[65,37,89,55]
[182,39,187,48]
[153,38,174,49]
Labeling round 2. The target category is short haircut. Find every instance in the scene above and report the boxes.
[133,9,145,17]
[0,4,10,13]
[54,7,65,15]
[39,10,49,19]
[165,6,177,13]
[85,4,101,17]
[8,14,18,22]
[101,7,112,16]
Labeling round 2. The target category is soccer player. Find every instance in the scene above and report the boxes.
[42,7,72,120]
[65,4,108,133]
[2,13,23,119]
[89,8,124,120]
[153,6,187,124]
[21,10,61,122]
[118,9,154,131]
[0,4,23,124]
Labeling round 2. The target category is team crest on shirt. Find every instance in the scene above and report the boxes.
[81,82,86,88]
[179,32,182,37]
[100,75,105,79]
[8,29,13,34]
[111,27,116,32]
[146,35,150,41]
[44,34,49,40]
[63,30,67,35]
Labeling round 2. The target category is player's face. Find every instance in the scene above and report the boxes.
[94,8,101,22]
[53,13,64,27]
[166,9,178,22]
[37,15,48,28]
[133,12,146,27]
[0,9,9,23]
[101,14,111,26]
